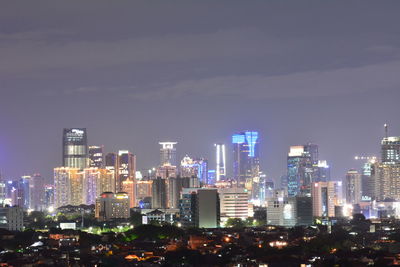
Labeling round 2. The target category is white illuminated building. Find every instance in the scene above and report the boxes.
[214,143,226,182]
[266,197,296,227]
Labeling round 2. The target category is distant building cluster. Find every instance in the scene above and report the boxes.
[1,125,400,229]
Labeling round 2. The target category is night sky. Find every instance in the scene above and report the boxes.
[1,1,400,185]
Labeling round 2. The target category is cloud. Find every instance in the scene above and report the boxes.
[131,59,400,100]
[0,28,279,75]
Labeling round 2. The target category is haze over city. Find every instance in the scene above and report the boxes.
[1,1,400,184]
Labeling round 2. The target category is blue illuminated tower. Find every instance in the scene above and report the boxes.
[232,131,260,187]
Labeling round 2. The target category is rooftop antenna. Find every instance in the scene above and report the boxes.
[384,123,388,138]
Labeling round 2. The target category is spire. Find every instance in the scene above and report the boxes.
[384,123,388,138]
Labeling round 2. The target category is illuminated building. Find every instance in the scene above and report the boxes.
[0,182,5,206]
[381,135,400,164]
[159,142,177,166]
[5,181,18,206]
[96,168,115,197]
[179,188,220,228]
[374,163,400,201]
[287,145,313,197]
[316,160,331,182]
[82,167,115,205]
[180,156,208,184]
[0,206,23,231]
[44,185,54,208]
[54,167,83,208]
[266,196,312,227]
[218,187,249,223]
[122,179,135,208]
[215,143,226,182]
[312,181,343,217]
[232,131,260,188]
[266,197,296,227]
[345,169,362,204]
[89,145,104,167]
[116,150,136,192]
[30,173,46,211]
[62,128,88,169]
[18,176,30,209]
[156,165,177,179]
[207,170,216,185]
[135,180,152,207]
[95,192,130,221]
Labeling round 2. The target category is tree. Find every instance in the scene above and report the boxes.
[225,218,246,228]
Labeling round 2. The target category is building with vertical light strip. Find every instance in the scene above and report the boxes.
[215,143,226,182]
[116,150,136,192]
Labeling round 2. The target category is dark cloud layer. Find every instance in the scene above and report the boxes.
[1,1,400,184]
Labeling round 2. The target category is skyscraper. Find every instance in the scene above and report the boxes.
[180,156,208,184]
[54,167,83,208]
[62,128,88,169]
[312,181,343,217]
[29,173,46,211]
[345,169,362,204]
[89,145,104,168]
[381,131,400,164]
[159,142,177,166]
[232,131,260,187]
[287,146,314,197]
[180,188,220,228]
[116,150,136,192]
[215,143,226,182]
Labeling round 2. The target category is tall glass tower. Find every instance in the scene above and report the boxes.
[62,128,88,169]
[232,131,260,187]
[159,142,177,166]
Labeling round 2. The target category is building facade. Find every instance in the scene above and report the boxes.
[62,128,88,169]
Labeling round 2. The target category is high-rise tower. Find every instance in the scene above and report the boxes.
[214,143,226,182]
[159,142,177,166]
[232,131,260,187]
[62,128,88,169]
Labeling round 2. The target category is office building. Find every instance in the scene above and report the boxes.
[180,156,208,184]
[122,179,135,208]
[54,167,83,208]
[44,185,54,209]
[215,143,226,182]
[95,192,130,221]
[345,169,362,204]
[159,142,177,166]
[180,188,220,228]
[0,206,23,231]
[312,181,343,217]
[135,180,152,207]
[316,160,331,182]
[156,165,177,179]
[207,170,216,185]
[83,167,115,205]
[287,146,314,197]
[116,150,136,192]
[232,131,260,187]
[89,145,104,167]
[29,173,46,211]
[18,176,30,209]
[151,177,167,209]
[218,187,249,223]
[62,128,88,169]
[374,163,400,201]
[266,196,312,227]
[381,135,400,164]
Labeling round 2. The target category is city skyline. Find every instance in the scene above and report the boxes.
[1,1,400,184]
